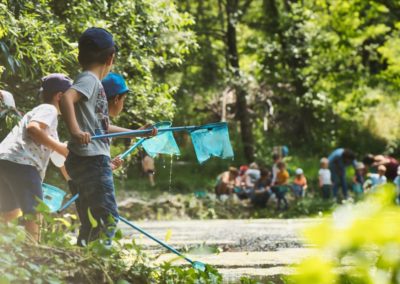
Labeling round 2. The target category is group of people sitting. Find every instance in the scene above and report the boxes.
[215,148,400,210]
[215,154,307,210]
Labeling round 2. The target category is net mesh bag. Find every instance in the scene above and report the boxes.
[42,183,66,213]
[142,123,180,157]
[190,122,234,164]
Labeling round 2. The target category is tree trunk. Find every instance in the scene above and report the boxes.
[226,0,255,162]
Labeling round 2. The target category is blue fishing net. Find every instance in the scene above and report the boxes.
[42,183,66,213]
[190,122,234,164]
[142,122,180,157]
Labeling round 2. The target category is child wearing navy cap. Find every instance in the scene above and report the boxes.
[60,28,156,246]
[0,73,71,242]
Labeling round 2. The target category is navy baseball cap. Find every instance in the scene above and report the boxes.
[41,73,72,95]
[79,27,116,50]
[102,73,129,99]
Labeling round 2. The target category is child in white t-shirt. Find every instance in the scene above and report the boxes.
[0,74,71,242]
[367,165,387,191]
[319,157,332,199]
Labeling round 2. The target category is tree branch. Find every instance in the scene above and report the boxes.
[239,0,254,20]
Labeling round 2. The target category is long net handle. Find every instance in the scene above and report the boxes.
[57,193,79,213]
[92,126,196,140]
[118,216,194,265]
[91,123,227,140]
[119,138,146,160]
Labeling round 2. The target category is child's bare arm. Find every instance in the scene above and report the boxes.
[108,124,157,138]
[26,121,68,157]
[60,89,91,144]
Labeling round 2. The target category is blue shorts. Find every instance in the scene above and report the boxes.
[65,152,118,245]
[292,184,304,197]
[0,159,42,215]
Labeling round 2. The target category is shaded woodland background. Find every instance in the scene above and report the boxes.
[1,0,400,164]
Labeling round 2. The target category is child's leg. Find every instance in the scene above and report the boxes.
[0,164,21,223]
[148,171,155,187]
[0,160,43,241]
[277,197,281,210]
[66,154,118,246]
[1,208,22,223]
[24,213,42,242]
[282,196,289,209]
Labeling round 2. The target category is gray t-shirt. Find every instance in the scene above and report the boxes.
[68,71,110,157]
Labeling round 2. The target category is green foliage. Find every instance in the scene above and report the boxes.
[291,184,400,284]
[0,0,196,125]
[0,209,223,283]
[176,0,400,157]
[0,106,20,141]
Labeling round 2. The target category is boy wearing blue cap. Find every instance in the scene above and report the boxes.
[0,74,72,241]
[60,28,155,246]
[103,72,129,119]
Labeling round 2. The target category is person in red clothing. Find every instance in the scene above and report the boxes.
[363,154,399,181]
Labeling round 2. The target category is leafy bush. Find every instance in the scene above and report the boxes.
[290,184,400,284]
[0,207,223,283]
[0,105,20,141]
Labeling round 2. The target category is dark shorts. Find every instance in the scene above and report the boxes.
[321,184,332,199]
[271,186,288,199]
[0,159,42,215]
[65,152,118,245]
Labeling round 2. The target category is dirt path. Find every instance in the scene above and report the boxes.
[119,218,319,283]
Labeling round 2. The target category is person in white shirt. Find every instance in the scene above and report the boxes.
[319,157,332,199]
[271,153,281,185]
[0,74,71,242]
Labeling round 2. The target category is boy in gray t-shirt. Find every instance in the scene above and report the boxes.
[61,28,155,246]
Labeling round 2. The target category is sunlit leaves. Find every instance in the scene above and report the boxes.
[1,0,196,125]
[293,185,400,284]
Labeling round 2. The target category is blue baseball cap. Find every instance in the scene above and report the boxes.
[41,73,72,95]
[102,73,129,99]
[79,27,116,50]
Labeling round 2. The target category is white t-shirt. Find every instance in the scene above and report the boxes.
[0,90,16,108]
[319,168,332,185]
[0,104,58,180]
[370,174,387,186]
[245,168,261,187]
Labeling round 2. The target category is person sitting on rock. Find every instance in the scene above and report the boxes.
[292,168,307,199]
[365,165,387,192]
[250,168,272,207]
[363,154,399,181]
[215,167,239,199]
